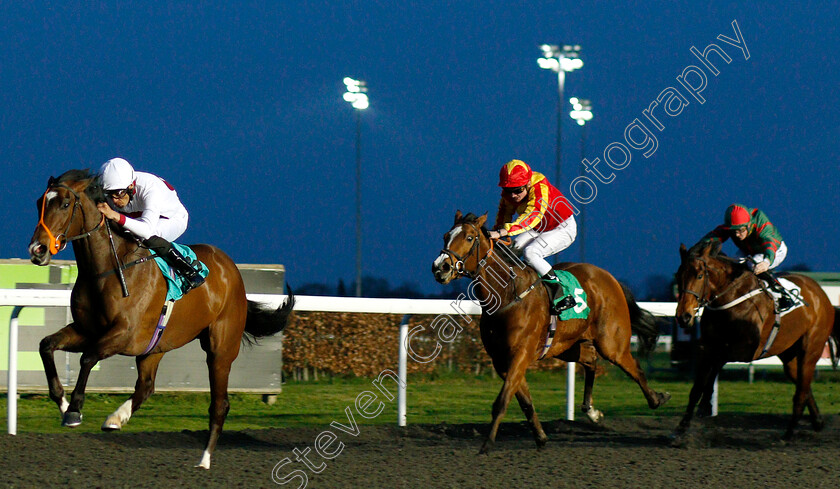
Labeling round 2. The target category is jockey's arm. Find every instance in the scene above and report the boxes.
[119,208,162,241]
[700,225,729,247]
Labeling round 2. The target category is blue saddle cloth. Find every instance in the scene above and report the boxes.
[152,243,209,301]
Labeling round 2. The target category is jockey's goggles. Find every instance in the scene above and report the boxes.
[502,185,527,195]
[107,188,130,199]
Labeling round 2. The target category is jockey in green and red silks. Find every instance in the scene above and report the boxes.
[696,203,795,311]
[699,204,786,272]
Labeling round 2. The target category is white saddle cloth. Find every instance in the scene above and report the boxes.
[766,277,805,315]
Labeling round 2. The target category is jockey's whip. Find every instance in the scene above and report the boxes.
[105,219,129,297]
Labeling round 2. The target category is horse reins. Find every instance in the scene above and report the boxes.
[680,257,761,317]
[38,184,105,255]
[441,226,539,312]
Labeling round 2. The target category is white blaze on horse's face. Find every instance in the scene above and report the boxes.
[45,190,59,203]
[432,225,463,284]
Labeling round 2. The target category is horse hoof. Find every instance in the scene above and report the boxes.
[62,411,83,428]
[101,417,122,431]
[669,432,687,448]
[585,408,604,424]
[478,440,493,455]
[535,436,548,450]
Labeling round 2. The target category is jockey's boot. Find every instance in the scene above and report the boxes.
[541,272,576,315]
[757,271,794,311]
[166,246,206,291]
[144,236,205,291]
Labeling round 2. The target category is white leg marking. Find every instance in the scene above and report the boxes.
[59,397,69,416]
[102,399,133,430]
[586,406,604,423]
[196,450,212,469]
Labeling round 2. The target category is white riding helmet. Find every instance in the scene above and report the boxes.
[100,158,136,190]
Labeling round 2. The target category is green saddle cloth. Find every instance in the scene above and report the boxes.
[553,270,590,321]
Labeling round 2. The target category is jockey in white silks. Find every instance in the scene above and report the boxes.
[96,157,205,291]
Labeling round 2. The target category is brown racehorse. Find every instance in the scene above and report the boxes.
[674,241,834,441]
[28,169,294,469]
[432,211,670,453]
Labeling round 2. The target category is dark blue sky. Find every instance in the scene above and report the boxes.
[3,2,839,297]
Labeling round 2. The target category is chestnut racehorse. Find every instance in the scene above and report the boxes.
[432,211,670,453]
[28,169,294,469]
[674,242,834,440]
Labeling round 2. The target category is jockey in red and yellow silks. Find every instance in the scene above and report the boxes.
[487,160,578,314]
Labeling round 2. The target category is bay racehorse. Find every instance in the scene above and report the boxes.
[28,169,294,469]
[432,211,670,453]
[674,241,834,441]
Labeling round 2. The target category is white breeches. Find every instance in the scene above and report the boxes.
[152,215,188,242]
[511,217,577,276]
[743,241,787,270]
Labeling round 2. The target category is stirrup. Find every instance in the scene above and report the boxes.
[776,294,794,312]
[552,295,576,314]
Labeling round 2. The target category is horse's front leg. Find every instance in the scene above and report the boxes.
[102,352,165,431]
[65,323,134,427]
[674,349,718,439]
[479,352,529,454]
[63,351,99,427]
[38,325,89,421]
[515,380,548,449]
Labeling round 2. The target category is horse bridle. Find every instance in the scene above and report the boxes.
[439,223,486,279]
[679,256,750,317]
[38,183,104,255]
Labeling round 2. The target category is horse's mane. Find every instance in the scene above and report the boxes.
[686,240,752,276]
[51,169,106,204]
[456,212,528,270]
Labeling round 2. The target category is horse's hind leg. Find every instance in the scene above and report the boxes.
[39,325,88,420]
[515,380,548,449]
[577,344,603,423]
[103,353,165,431]
[581,363,604,423]
[598,342,670,409]
[782,356,823,439]
[479,353,529,454]
[196,329,240,469]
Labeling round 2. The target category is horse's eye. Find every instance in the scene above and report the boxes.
[696,273,703,280]
[62,200,71,209]
[466,236,473,242]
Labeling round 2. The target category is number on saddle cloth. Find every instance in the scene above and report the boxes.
[550,270,590,320]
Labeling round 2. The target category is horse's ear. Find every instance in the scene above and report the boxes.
[679,243,688,261]
[47,176,56,188]
[453,210,463,224]
[476,213,487,227]
[710,240,722,256]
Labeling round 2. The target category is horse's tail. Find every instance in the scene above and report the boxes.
[620,282,660,358]
[242,286,295,345]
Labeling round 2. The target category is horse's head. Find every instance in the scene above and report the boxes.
[675,241,729,328]
[432,210,489,284]
[29,170,105,265]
